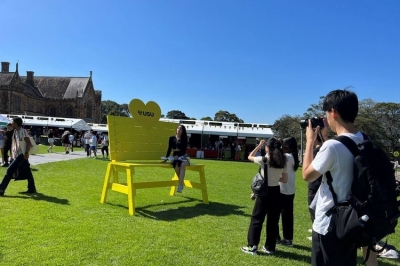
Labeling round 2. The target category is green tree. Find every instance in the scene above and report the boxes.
[214,110,244,122]
[302,96,325,119]
[272,115,302,146]
[166,110,190,119]
[101,100,130,123]
[200,116,213,121]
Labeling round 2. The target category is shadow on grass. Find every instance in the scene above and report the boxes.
[265,247,399,266]
[8,192,71,205]
[258,248,311,264]
[133,197,250,221]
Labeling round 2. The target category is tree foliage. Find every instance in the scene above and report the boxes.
[166,110,190,120]
[101,100,130,123]
[272,115,302,142]
[214,110,244,123]
[200,116,213,121]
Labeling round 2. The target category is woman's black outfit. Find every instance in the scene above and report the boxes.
[165,136,187,168]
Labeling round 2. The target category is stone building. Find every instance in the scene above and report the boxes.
[0,61,101,123]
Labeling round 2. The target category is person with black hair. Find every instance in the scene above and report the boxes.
[302,89,378,265]
[0,117,37,196]
[241,137,287,255]
[164,125,188,193]
[276,137,300,247]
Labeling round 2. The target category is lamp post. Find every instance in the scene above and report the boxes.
[300,127,304,165]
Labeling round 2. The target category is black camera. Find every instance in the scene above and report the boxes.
[300,117,324,129]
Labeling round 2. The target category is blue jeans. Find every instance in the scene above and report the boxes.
[0,154,36,192]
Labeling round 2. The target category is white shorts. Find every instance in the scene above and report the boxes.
[48,138,54,144]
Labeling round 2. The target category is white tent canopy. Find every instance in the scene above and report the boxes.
[0,114,11,127]
[0,114,91,131]
[160,119,274,139]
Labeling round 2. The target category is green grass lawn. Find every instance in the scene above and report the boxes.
[0,157,399,266]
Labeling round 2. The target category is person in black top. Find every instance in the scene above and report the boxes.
[47,129,55,153]
[164,125,188,193]
[2,123,14,167]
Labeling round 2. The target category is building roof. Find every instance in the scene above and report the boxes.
[20,76,90,99]
[0,72,15,86]
[22,83,43,98]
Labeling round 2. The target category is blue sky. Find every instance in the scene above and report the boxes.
[1,0,399,124]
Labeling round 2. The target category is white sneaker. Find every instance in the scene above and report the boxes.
[261,246,274,254]
[241,245,257,255]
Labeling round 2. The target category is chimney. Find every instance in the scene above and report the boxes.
[1,62,10,72]
[26,71,35,86]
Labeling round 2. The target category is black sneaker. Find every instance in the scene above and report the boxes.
[20,190,37,194]
[241,245,257,255]
[281,239,293,247]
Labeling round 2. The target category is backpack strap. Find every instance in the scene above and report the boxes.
[326,135,362,214]
[335,135,360,157]
[262,156,269,181]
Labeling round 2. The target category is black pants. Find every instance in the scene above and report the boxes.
[277,193,295,240]
[0,154,36,192]
[101,146,109,157]
[247,186,281,251]
[3,144,11,165]
[311,229,357,266]
[85,144,90,156]
[308,188,318,223]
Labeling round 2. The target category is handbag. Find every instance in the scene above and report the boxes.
[251,157,268,197]
[18,134,39,155]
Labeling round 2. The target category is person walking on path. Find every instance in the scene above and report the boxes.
[69,133,74,152]
[0,117,37,196]
[90,131,98,158]
[47,129,55,153]
[101,133,109,158]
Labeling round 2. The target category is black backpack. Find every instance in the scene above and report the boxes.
[328,134,400,258]
[252,157,268,197]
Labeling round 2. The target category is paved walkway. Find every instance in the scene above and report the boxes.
[28,150,90,165]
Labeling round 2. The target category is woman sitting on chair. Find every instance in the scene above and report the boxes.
[165,124,188,193]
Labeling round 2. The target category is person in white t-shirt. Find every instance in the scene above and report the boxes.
[69,133,74,152]
[90,131,98,158]
[302,89,377,266]
[241,137,288,255]
[276,137,300,247]
[84,130,92,157]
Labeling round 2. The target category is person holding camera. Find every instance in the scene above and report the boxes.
[302,89,378,265]
[241,137,287,255]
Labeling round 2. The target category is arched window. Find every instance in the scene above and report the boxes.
[66,105,73,117]
[86,101,92,118]
[49,106,57,116]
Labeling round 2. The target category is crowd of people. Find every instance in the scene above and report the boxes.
[1,89,398,265]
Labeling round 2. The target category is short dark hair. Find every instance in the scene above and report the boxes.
[13,117,23,127]
[322,89,358,123]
